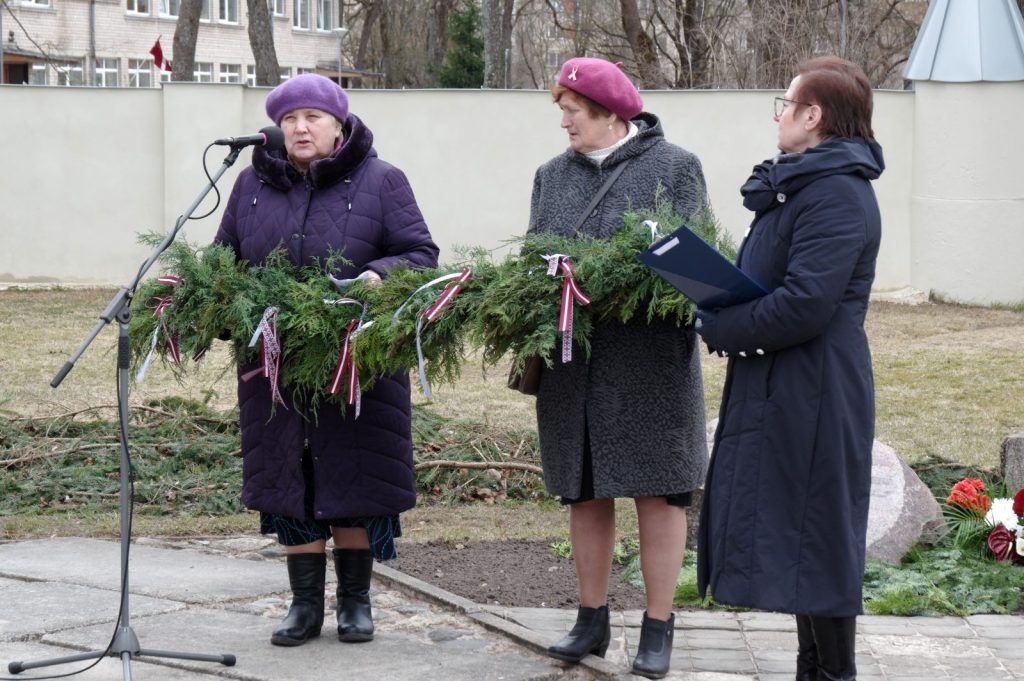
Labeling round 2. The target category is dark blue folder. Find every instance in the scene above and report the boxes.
[637,225,767,309]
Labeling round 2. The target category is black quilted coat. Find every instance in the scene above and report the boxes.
[214,113,439,521]
[527,113,709,499]
[696,137,884,616]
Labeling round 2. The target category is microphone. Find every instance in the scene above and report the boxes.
[213,126,285,151]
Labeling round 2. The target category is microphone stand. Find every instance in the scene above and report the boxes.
[7,145,250,679]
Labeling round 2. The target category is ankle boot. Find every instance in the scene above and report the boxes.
[547,605,611,662]
[810,616,857,681]
[271,552,326,646]
[631,612,675,679]
[795,615,818,681]
[333,548,374,642]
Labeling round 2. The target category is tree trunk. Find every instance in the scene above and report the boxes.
[481,0,514,88]
[171,0,202,81]
[426,0,455,72]
[246,0,281,86]
[620,0,665,88]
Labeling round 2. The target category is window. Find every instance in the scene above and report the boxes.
[546,50,561,68]
[292,0,309,29]
[193,61,213,82]
[159,0,180,17]
[246,64,256,87]
[200,0,210,20]
[126,0,149,15]
[280,66,291,80]
[128,59,153,87]
[95,58,120,87]
[219,0,238,22]
[316,0,334,30]
[30,63,47,85]
[21,0,51,7]
[269,0,285,16]
[58,60,85,86]
[219,63,241,83]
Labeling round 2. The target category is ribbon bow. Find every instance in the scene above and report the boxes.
[244,306,286,408]
[542,254,591,363]
[135,275,185,382]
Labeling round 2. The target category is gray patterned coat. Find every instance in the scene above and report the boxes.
[527,112,709,499]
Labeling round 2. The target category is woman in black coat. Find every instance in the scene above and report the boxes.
[694,57,884,681]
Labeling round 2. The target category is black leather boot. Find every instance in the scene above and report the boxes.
[333,548,375,642]
[810,616,857,681]
[631,612,675,679]
[270,552,326,646]
[795,615,818,681]
[546,605,611,662]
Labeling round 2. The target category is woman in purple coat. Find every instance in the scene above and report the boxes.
[214,74,438,648]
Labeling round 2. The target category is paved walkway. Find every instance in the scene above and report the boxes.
[0,537,1021,680]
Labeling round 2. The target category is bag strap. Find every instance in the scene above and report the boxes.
[570,159,631,233]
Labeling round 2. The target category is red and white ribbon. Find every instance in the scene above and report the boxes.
[329,318,362,418]
[543,254,591,363]
[244,306,286,408]
[421,267,472,322]
[324,298,368,418]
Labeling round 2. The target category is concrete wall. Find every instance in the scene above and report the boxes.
[0,82,1014,303]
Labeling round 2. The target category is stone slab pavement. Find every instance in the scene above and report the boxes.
[1,537,1022,681]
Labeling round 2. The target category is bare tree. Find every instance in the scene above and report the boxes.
[171,0,202,81]
[246,0,280,86]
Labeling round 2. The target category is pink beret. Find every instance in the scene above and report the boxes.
[557,57,643,121]
[265,73,349,126]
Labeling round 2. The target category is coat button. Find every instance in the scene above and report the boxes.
[738,351,747,357]
[755,348,765,355]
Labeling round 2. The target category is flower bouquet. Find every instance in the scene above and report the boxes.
[943,477,1024,564]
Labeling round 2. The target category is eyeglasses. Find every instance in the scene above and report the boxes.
[774,96,809,117]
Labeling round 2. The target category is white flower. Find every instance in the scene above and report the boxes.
[984,498,1021,531]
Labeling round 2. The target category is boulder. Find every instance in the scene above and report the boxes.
[866,441,946,564]
[1000,432,1024,493]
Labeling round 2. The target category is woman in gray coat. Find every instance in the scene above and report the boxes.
[529,57,708,680]
[695,57,884,681]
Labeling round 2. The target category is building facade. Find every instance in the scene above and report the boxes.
[0,0,365,87]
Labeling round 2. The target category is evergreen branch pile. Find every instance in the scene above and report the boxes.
[128,201,735,408]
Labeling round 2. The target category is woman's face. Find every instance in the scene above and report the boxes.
[775,75,822,154]
[280,108,342,171]
[558,90,619,153]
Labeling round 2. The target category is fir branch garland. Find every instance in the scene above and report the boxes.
[128,200,735,408]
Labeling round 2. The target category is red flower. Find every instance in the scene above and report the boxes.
[946,478,992,517]
[1013,488,1024,518]
[986,524,1017,561]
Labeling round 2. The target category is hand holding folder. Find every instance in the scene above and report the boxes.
[637,225,767,309]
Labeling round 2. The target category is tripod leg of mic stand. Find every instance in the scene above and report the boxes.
[8,317,235,678]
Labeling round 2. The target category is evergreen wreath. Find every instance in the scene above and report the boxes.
[128,198,736,411]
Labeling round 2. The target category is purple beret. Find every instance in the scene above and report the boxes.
[265,73,349,126]
[557,57,643,121]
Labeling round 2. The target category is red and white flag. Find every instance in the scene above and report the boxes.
[150,37,171,71]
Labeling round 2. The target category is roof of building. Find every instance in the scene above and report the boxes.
[904,0,1024,81]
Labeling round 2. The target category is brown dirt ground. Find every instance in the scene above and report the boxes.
[388,538,649,610]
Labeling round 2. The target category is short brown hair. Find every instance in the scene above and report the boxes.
[550,83,613,119]
[794,56,874,140]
